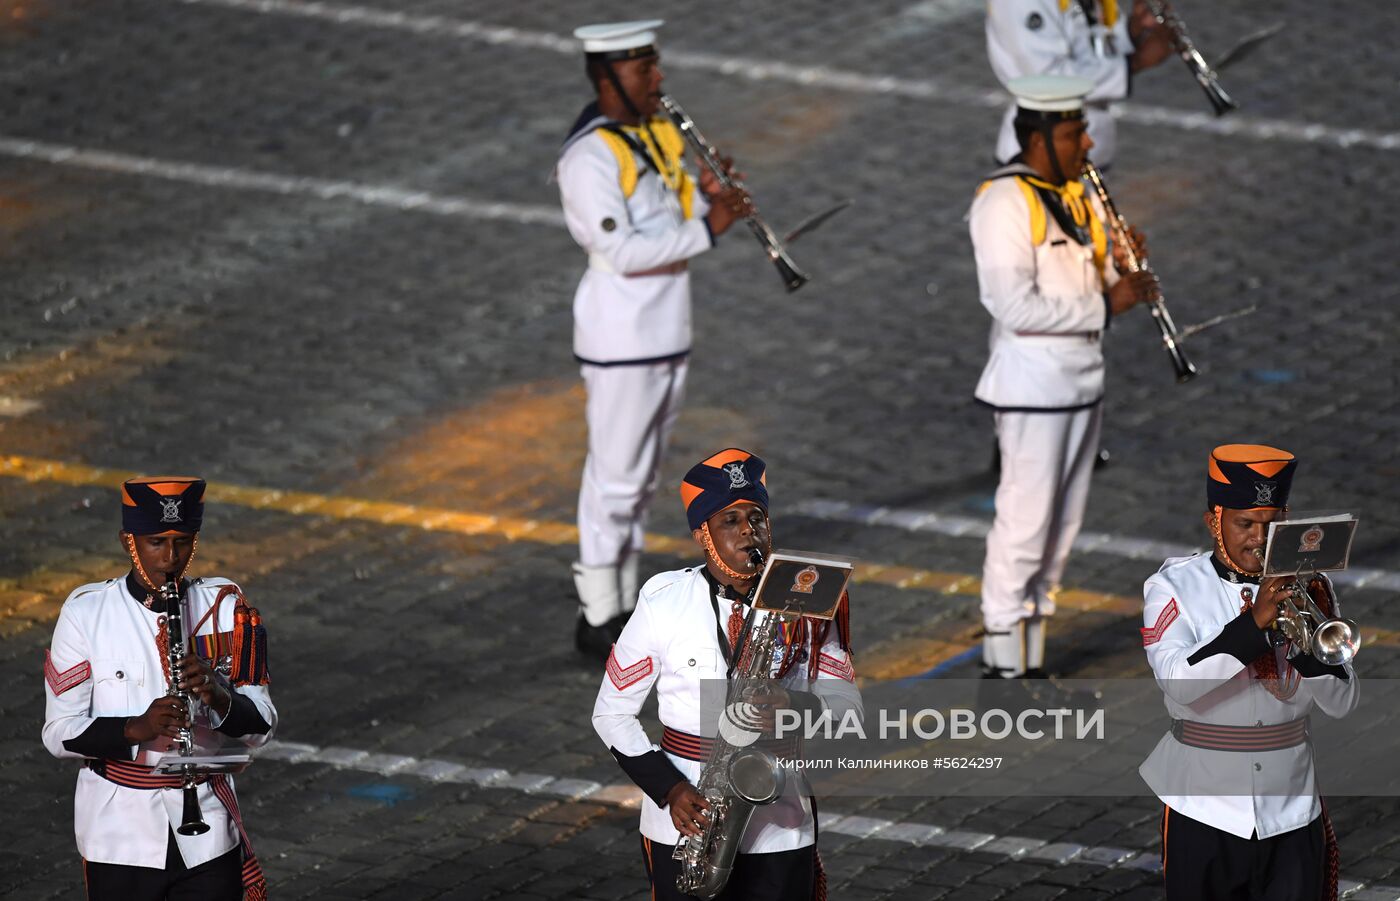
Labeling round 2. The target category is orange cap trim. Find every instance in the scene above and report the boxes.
[1207,458,1230,484]
[1211,444,1293,464]
[679,481,705,509]
[1246,460,1291,478]
[700,448,751,468]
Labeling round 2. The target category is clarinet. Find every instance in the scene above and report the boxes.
[160,578,211,836]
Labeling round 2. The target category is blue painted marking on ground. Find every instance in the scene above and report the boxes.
[348,783,416,806]
[904,645,982,681]
[964,494,997,514]
[1244,369,1297,384]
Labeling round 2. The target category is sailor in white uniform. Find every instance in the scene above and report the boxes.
[970,75,1159,679]
[42,477,276,901]
[558,20,751,659]
[1140,445,1357,901]
[987,0,1172,167]
[592,449,862,900]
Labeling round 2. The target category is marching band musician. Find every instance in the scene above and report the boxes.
[558,20,752,660]
[592,449,862,900]
[42,477,275,901]
[1140,445,1357,901]
[987,0,1173,168]
[971,74,1159,681]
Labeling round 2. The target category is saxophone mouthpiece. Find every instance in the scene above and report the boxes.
[748,548,765,569]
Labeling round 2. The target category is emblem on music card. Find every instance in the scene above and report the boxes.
[1025,12,1043,30]
[1299,526,1325,553]
[790,564,820,595]
[724,462,749,489]
[1253,481,1276,506]
[159,498,183,523]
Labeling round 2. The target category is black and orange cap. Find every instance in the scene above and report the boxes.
[121,476,205,535]
[1207,445,1296,511]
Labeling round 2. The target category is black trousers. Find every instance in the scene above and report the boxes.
[1162,806,1331,901]
[84,831,243,901]
[642,836,815,901]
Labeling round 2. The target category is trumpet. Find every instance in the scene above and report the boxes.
[1250,551,1361,665]
[658,95,809,293]
[1081,162,1198,383]
[1143,0,1238,116]
[160,578,211,836]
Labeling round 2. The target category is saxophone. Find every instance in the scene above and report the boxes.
[674,549,796,899]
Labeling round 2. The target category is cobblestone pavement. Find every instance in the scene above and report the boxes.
[2,0,1399,898]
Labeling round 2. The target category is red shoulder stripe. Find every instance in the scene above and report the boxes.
[817,651,855,682]
[1141,599,1180,647]
[44,649,92,696]
[605,646,654,691]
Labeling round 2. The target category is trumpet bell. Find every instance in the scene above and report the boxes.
[1311,618,1360,667]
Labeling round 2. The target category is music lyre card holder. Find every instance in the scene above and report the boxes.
[751,550,855,620]
[1262,514,1358,579]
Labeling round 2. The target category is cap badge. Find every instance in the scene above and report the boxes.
[159,498,183,523]
[724,462,749,490]
[1254,481,1276,506]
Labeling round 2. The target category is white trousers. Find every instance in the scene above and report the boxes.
[577,358,688,567]
[981,404,1103,632]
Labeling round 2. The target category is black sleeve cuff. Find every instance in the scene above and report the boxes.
[702,216,715,247]
[1102,292,1113,330]
[1288,654,1350,681]
[62,717,134,760]
[1186,611,1270,666]
[215,692,272,737]
[610,747,688,808]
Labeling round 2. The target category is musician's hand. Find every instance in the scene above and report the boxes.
[665,783,712,837]
[124,696,189,743]
[705,186,752,237]
[177,653,231,718]
[748,685,791,734]
[1111,227,1150,271]
[1107,270,1160,314]
[697,154,744,199]
[1128,3,1173,71]
[1252,577,1293,630]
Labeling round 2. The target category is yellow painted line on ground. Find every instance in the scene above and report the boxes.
[0,453,1159,643]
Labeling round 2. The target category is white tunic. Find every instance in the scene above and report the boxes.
[43,577,277,868]
[556,123,713,365]
[1139,553,1358,839]
[987,0,1135,166]
[969,171,1119,410]
[592,567,863,852]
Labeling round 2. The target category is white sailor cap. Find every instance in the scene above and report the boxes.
[574,20,664,59]
[1008,74,1095,115]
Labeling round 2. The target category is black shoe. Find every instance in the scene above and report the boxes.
[574,615,614,662]
[1094,448,1111,470]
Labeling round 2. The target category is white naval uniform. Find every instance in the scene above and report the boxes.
[592,567,863,852]
[988,0,1134,166]
[557,111,713,574]
[970,168,1119,635]
[43,577,277,869]
[1139,553,1358,839]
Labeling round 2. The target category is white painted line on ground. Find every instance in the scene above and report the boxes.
[172,0,1400,154]
[788,498,1400,593]
[250,739,1400,897]
[0,136,565,227]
